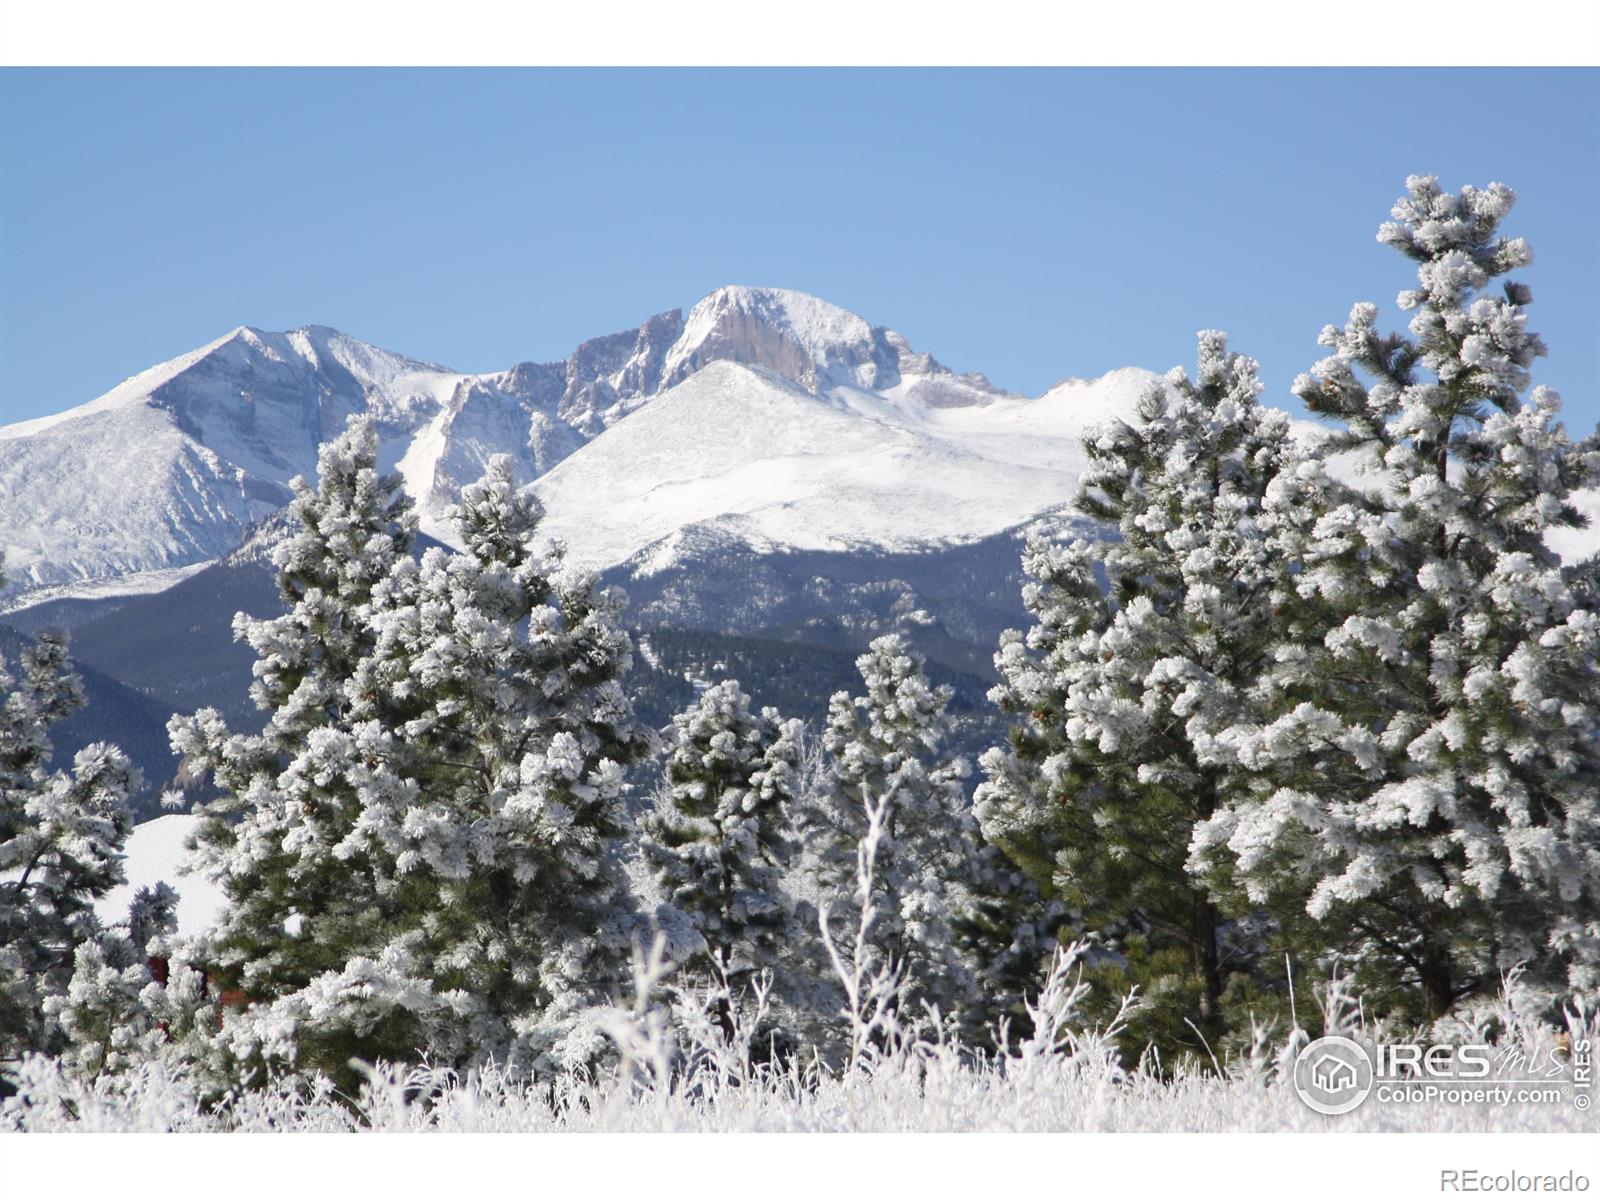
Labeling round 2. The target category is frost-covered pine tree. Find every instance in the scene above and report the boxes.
[45,883,180,1081]
[349,453,658,1072]
[167,415,431,1082]
[172,432,657,1081]
[1191,178,1600,1017]
[950,833,1065,1044]
[0,552,141,1070]
[639,680,804,1023]
[642,681,803,979]
[976,333,1300,1042]
[807,634,981,1030]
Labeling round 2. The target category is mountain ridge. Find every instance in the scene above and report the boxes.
[0,286,1130,603]
[13,284,1591,610]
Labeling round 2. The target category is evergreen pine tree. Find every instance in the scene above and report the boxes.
[1192,177,1600,1018]
[350,453,658,1072]
[0,553,140,1071]
[167,415,433,1082]
[639,680,804,1028]
[950,834,1065,1045]
[172,430,657,1081]
[975,333,1301,1053]
[807,633,981,1031]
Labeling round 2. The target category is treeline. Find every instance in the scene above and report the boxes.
[2,176,1597,1096]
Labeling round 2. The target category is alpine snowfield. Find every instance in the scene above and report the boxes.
[531,360,1153,570]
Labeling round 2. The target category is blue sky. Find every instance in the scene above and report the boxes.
[2,68,1596,428]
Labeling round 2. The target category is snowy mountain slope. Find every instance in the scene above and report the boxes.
[533,360,1154,570]
[11,283,1591,609]
[0,287,1034,602]
[0,325,464,597]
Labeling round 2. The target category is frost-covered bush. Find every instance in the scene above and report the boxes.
[43,883,179,1080]
[4,944,1591,1132]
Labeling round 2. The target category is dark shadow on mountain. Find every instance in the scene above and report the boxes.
[0,625,181,822]
[2,518,1074,821]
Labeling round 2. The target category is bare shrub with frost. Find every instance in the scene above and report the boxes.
[5,955,1589,1132]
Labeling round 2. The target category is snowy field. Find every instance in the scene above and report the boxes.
[6,1034,1592,1133]
[4,798,1570,1134]
[5,925,1593,1133]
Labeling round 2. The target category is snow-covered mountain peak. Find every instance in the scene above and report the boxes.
[0,324,473,596]
[659,285,993,401]
[209,323,452,389]
[0,326,247,443]
[0,293,1180,603]
[682,285,878,361]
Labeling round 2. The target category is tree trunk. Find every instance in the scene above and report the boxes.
[1193,889,1223,1025]
[713,983,736,1043]
[1192,780,1224,1026]
[1420,940,1454,1021]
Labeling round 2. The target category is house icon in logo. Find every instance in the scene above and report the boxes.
[1294,1035,1375,1115]
[1311,1052,1358,1094]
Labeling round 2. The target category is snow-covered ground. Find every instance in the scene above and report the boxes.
[96,814,226,937]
